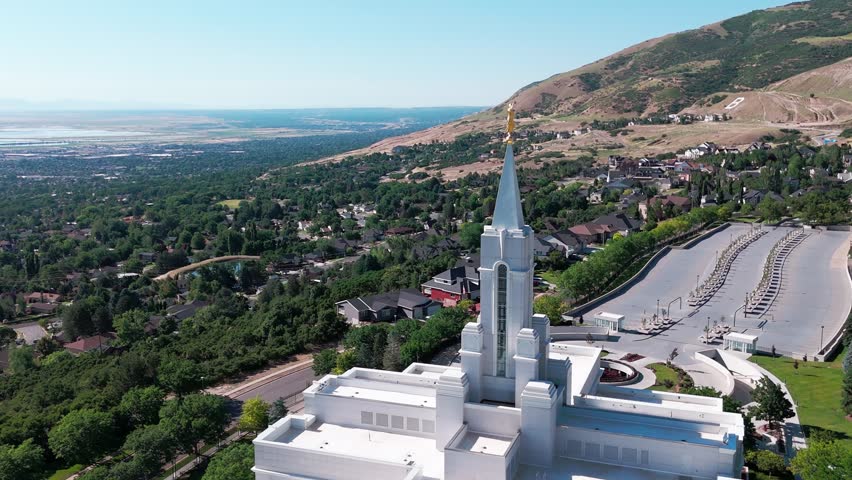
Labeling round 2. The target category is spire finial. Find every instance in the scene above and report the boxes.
[505,103,515,144]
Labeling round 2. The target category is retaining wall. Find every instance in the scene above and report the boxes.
[565,223,731,318]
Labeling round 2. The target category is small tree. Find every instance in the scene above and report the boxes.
[239,397,271,435]
[667,348,679,366]
[585,332,594,346]
[269,397,289,423]
[158,358,203,397]
[312,349,338,376]
[752,376,794,430]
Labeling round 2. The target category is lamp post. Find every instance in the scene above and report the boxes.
[820,325,824,352]
[656,299,660,318]
[696,274,700,290]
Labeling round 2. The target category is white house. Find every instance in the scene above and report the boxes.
[253,142,745,480]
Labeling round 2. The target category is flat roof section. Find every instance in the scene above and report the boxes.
[275,421,444,479]
[323,384,435,408]
[454,430,514,456]
[558,407,729,448]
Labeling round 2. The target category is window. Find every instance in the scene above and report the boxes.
[391,415,404,429]
[640,450,649,465]
[406,417,420,431]
[496,264,508,377]
[361,411,373,425]
[603,445,619,462]
[622,447,637,464]
[422,419,435,433]
[376,413,389,427]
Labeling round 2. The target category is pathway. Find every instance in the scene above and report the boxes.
[154,255,261,282]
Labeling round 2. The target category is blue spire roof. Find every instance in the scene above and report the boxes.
[491,144,525,230]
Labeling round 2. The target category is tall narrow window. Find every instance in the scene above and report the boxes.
[496,264,508,376]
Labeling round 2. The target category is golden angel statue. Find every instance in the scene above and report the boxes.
[505,103,516,144]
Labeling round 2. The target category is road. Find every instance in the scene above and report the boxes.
[232,363,319,412]
[154,255,261,282]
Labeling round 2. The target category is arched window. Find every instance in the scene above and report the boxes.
[496,264,508,377]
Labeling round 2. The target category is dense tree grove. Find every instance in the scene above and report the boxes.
[0,114,848,480]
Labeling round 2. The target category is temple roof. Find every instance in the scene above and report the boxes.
[491,144,525,230]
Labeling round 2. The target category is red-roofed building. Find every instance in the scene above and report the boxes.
[64,333,115,355]
[25,292,62,304]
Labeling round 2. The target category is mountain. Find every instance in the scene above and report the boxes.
[501,0,852,118]
[317,0,852,164]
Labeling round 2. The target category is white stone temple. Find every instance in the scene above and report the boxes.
[252,138,745,479]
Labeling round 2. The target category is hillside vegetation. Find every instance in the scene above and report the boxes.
[502,0,852,117]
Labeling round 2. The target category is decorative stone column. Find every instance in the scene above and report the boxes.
[514,328,539,407]
[520,381,559,467]
[460,322,484,403]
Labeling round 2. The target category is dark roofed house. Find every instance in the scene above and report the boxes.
[165,300,210,321]
[27,302,58,315]
[336,288,440,324]
[421,266,480,305]
[742,190,784,206]
[385,226,415,236]
[541,231,585,257]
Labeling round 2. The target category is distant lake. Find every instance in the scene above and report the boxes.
[0,126,149,140]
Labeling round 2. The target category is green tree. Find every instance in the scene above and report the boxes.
[746,450,787,477]
[119,386,165,428]
[0,439,45,480]
[201,442,254,480]
[312,349,338,376]
[9,345,36,375]
[751,376,794,430]
[113,309,148,346]
[77,466,110,480]
[790,439,852,480]
[0,326,15,350]
[842,367,852,415]
[458,222,484,250]
[239,397,270,434]
[122,424,176,478]
[191,232,206,250]
[158,358,203,397]
[533,295,566,324]
[269,397,289,424]
[159,394,229,458]
[48,409,114,465]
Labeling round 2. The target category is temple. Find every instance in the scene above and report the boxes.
[252,113,745,480]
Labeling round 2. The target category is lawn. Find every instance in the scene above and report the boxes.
[47,464,83,480]
[539,270,561,286]
[216,199,245,210]
[647,362,681,392]
[751,346,851,448]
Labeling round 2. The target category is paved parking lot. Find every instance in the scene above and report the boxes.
[587,224,851,358]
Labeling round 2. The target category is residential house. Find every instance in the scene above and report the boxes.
[165,300,210,321]
[336,288,440,324]
[591,213,642,237]
[421,265,480,305]
[25,292,62,304]
[567,223,611,245]
[639,195,692,220]
[540,230,585,257]
[741,190,784,207]
[64,333,115,355]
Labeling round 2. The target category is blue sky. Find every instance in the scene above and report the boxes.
[1,0,784,109]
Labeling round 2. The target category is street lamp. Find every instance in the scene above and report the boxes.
[696,274,700,290]
[656,299,660,318]
[820,325,824,352]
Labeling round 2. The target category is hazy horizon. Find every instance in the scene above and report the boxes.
[2,0,785,110]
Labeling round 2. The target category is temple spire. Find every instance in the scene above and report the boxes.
[491,105,525,230]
